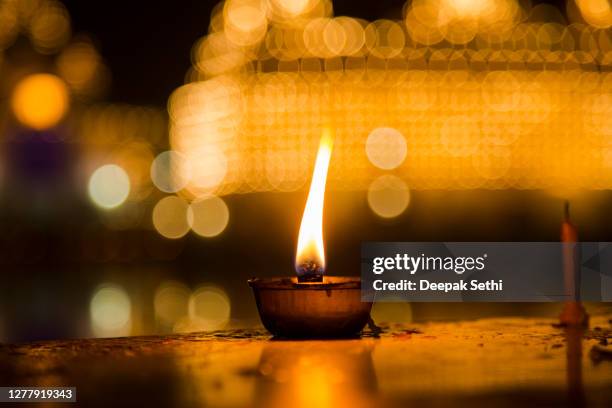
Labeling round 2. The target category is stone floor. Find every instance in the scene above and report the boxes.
[1,316,611,407]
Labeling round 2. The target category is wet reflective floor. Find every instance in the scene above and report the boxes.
[1,316,611,407]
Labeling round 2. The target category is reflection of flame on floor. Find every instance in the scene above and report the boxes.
[254,341,378,408]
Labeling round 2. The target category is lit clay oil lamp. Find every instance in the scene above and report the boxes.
[249,131,372,338]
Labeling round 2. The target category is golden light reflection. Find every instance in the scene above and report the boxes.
[88,164,131,210]
[11,74,69,130]
[255,342,376,408]
[371,301,413,324]
[295,360,333,407]
[154,280,190,327]
[90,283,132,338]
[174,285,231,332]
[295,130,333,276]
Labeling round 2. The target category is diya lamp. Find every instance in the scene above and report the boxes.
[249,130,373,338]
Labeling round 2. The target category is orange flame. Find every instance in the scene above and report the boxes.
[295,129,334,281]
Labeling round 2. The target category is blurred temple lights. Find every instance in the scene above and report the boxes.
[150,150,191,194]
[0,0,71,54]
[365,127,407,171]
[154,280,191,330]
[152,195,191,239]
[575,0,612,28]
[89,283,132,338]
[0,0,110,130]
[88,164,131,209]
[367,175,411,218]
[187,195,230,237]
[11,73,69,130]
[174,285,232,332]
[153,281,233,334]
[56,37,110,97]
[167,0,612,200]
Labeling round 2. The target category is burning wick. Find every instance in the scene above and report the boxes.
[559,201,589,327]
[296,261,324,282]
[295,130,334,282]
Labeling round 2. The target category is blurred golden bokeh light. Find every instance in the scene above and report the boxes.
[188,195,229,237]
[11,74,69,130]
[57,38,106,95]
[367,175,410,218]
[176,285,231,332]
[576,0,612,28]
[29,0,71,54]
[365,127,407,170]
[371,301,413,324]
[90,284,132,338]
[112,142,155,201]
[150,150,190,193]
[0,0,71,53]
[224,0,268,47]
[88,164,131,209]
[167,0,612,195]
[154,281,190,326]
[152,196,190,239]
[269,0,322,19]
